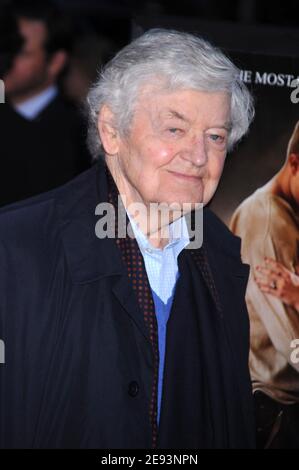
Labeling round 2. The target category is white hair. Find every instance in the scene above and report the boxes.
[86,28,254,159]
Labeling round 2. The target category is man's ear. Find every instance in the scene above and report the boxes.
[289,153,299,174]
[98,104,120,155]
[48,50,68,80]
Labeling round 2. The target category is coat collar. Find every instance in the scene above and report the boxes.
[57,160,125,284]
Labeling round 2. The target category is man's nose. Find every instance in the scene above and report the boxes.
[182,134,208,167]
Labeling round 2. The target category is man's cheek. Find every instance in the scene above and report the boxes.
[153,146,174,166]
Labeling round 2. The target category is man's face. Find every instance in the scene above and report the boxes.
[4,18,50,99]
[112,88,230,210]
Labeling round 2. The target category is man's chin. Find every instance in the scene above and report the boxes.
[158,201,204,220]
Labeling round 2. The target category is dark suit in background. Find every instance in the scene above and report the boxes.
[0,93,90,207]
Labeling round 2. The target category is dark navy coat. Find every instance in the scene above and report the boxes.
[0,162,256,448]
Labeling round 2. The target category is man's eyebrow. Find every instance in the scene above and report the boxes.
[164,109,191,123]
[164,111,232,131]
[212,122,232,132]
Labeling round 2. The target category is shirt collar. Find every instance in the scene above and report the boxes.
[127,210,190,256]
[14,85,58,120]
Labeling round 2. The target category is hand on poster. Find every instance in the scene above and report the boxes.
[255,257,299,312]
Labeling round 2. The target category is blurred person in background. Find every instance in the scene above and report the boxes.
[0,0,91,207]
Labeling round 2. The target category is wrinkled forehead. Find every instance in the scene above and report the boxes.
[133,85,231,128]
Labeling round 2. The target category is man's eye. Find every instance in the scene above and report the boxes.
[209,134,225,143]
[168,128,183,135]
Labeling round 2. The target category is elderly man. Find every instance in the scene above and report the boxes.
[0,29,255,449]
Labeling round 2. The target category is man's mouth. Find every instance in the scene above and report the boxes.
[167,170,202,182]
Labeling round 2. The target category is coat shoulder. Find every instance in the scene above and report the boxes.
[0,165,99,293]
[0,165,97,242]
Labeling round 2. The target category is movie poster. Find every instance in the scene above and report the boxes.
[211,51,299,448]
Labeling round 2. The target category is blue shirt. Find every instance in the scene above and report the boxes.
[14,85,58,120]
[127,214,190,423]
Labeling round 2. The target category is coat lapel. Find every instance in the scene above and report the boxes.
[186,207,250,319]
[57,161,152,345]
[194,209,254,447]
